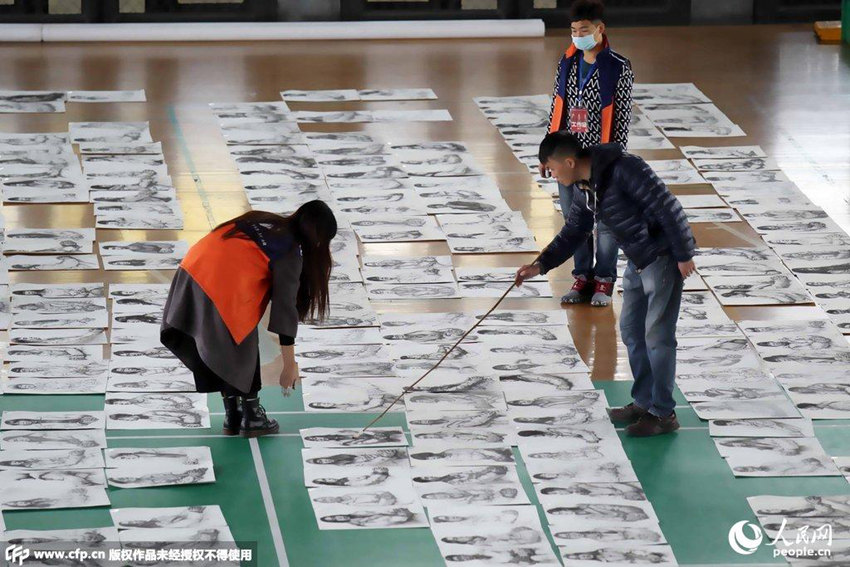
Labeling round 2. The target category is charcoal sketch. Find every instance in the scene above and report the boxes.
[301,428,407,448]
[317,507,428,529]
[0,448,103,470]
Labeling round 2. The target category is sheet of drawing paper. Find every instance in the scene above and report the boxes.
[69,121,152,143]
[2,375,108,395]
[313,503,429,530]
[1,486,110,511]
[680,145,766,159]
[110,505,227,531]
[1,411,105,430]
[6,254,99,271]
[302,377,405,412]
[351,216,444,242]
[693,247,788,276]
[458,281,552,299]
[12,309,108,329]
[632,83,712,105]
[105,447,212,469]
[302,447,410,470]
[303,464,413,489]
[0,429,107,450]
[523,458,639,485]
[301,427,408,448]
[67,90,146,102]
[408,445,515,467]
[106,407,210,430]
[359,88,437,101]
[706,274,812,305]
[691,399,801,420]
[684,208,741,223]
[281,89,360,101]
[12,297,107,318]
[5,344,103,362]
[691,156,779,171]
[708,418,815,438]
[365,282,461,300]
[724,453,841,478]
[412,470,528,506]
[117,525,234,544]
[645,159,706,185]
[79,141,162,155]
[0,448,104,470]
[4,228,95,253]
[106,462,215,488]
[309,483,421,519]
[747,494,850,518]
[627,133,675,150]
[560,542,677,567]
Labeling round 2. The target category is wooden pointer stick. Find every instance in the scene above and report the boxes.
[356,256,542,437]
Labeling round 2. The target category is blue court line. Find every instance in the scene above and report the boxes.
[166,104,216,229]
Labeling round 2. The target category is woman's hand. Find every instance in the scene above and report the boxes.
[279,361,300,397]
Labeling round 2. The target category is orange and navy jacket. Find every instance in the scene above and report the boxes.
[547,35,634,149]
[179,222,296,344]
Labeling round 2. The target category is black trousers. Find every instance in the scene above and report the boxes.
[162,328,261,396]
[220,356,261,397]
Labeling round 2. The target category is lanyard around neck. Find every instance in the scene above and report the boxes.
[577,58,597,103]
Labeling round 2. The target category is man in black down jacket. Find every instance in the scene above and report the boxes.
[516,131,697,436]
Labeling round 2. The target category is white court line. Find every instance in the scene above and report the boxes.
[250,438,290,567]
[109,422,850,440]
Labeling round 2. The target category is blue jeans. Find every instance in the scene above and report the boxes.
[558,182,618,280]
[619,254,683,417]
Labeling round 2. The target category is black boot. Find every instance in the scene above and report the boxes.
[222,395,242,436]
[240,396,279,438]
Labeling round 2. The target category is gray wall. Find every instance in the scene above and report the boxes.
[277,0,340,21]
[691,0,753,24]
[277,0,839,25]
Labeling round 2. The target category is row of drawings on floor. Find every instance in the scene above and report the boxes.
[478,83,850,564]
[0,90,242,559]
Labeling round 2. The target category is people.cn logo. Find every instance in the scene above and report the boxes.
[5,545,30,566]
[729,520,764,555]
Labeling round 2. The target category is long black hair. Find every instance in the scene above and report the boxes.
[217,200,337,322]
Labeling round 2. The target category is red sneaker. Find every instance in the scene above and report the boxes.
[560,277,593,304]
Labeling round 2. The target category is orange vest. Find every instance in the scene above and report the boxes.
[180,226,272,344]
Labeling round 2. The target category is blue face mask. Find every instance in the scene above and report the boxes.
[572,33,598,52]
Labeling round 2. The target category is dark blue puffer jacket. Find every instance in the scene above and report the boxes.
[537,144,696,274]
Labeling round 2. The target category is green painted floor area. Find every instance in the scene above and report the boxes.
[2,380,849,567]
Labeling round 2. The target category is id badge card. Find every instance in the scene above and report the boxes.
[569,106,589,133]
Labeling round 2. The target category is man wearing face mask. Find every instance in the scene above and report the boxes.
[542,0,634,307]
[517,131,696,437]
